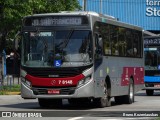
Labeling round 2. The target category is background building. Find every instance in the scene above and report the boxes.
[78,0,160,34]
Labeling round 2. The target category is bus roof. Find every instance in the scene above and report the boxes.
[25,11,117,21]
[23,11,142,30]
[143,30,158,37]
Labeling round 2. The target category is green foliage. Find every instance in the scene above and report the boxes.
[156,117,160,120]
[0,0,81,52]
[1,84,21,92]
[0,84,20,95]
[0,90,7,95]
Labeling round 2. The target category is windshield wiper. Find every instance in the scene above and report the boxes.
[56,29,74,50]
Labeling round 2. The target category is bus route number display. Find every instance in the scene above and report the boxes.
[144,38,160,45]
[32,17,82,26]
[24,16,89,26]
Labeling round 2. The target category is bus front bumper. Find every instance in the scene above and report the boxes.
[21,80,94,99]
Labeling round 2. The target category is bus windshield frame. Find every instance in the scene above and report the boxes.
[21,29,93,68]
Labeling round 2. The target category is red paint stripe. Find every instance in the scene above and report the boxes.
[25,74,85,87]
[121,67,144,86]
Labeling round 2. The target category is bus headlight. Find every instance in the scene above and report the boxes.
[21,77,32,88]
[77,75,92,88]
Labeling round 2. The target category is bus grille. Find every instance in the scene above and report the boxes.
[25,68,81,78]
[32,87,76,95]
[22,64,93,78]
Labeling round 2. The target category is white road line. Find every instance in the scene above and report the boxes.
[68,117,84,120]
[99,117,156,120]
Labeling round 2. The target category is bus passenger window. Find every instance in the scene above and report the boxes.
[104,37,111,55]
[133,44,138,56]
[126,45,137,57]
[118,27,126,56]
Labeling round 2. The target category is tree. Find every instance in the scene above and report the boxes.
[0,0,81,53]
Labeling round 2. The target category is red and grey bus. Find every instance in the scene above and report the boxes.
[20,11,144,108]
[144,36,160,96]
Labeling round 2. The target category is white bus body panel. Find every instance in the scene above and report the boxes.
[94,56,144,97]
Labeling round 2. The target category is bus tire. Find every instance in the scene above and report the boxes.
[124,79,134,104]
[146,90,154,96]
[94,82,111,108]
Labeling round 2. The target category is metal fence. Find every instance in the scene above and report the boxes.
[0,75,21,90]
[0,54,21,90]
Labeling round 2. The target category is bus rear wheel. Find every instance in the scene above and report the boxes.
[124,79,134,104]
[146,90,154,96]
[94,82,111,108]
[115,79,134,104]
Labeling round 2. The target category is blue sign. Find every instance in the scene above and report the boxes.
[54,60,62,67]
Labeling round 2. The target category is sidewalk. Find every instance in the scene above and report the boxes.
[5,91,21,95]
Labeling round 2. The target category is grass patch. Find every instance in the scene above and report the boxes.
[0,90,7,95]
[0,84,21,95]
[156,117,160,120]
[1,84,20,92]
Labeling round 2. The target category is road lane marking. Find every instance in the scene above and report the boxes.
[68,117,83,120]
[99,117,156,120]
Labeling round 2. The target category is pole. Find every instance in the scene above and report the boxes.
[83,0,87,11]
[2,50,6,86]
[100,0,102,14]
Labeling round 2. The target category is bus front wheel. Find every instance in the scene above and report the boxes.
[94,82,111,108]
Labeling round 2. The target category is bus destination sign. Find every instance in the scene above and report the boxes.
[24,16,89,26]
[144,37,160,45]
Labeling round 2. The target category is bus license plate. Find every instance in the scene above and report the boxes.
[48,89,60,94]
[154,84,160,88]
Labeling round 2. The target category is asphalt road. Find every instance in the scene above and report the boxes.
[0,90,160,120]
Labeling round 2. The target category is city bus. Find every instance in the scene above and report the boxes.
[20,11,144,108]
[144,36,160,96]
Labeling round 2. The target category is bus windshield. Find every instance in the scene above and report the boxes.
[144,47,160,70]
[22,30,93,67]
